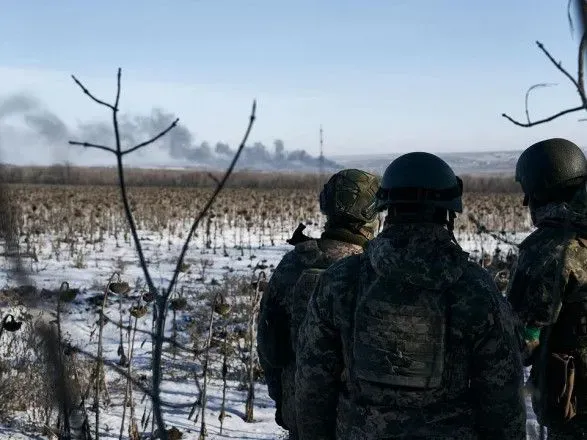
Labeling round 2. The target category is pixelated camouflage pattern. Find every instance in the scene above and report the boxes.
[507,193,587,435]
[257,235,364,435]
[296,223,526,439]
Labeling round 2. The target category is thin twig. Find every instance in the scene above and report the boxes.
[68,141,117,154]
[537,40,585,101]
[579,30,587,99]
[524,83,557,124]
[122,119,179,156]
[502,38,587,126]
[502,105,585,127]
[71,75,115,110]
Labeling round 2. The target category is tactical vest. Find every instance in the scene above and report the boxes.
[289,267,325,356]
[352,257,450,389]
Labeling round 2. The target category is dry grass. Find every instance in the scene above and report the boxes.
[0,164,522,193]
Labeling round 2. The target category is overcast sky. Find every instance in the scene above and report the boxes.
[1,0,586,166]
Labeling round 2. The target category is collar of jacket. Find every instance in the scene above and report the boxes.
[321,227,369,248]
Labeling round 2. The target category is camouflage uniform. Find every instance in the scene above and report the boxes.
[506,138,587,439]
[508,198,587,439]
[256,169,381,438]
[257,233,365,437]
[295,223,526,439]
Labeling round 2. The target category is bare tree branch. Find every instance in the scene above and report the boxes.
[71,74,115,111]
[150,99,257,437]
[68,141,117,154]
[69,69,158,300]
[69,68,258,440]
[502,38,587,126]
[569,0,576,36]
[122,119,179,156]
[579,31,587,96]
[536,40,586,102]
[502,105,585,127]
[114,68,122,110]
[524,83,558,124]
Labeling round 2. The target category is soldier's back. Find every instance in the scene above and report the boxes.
[302,223,525,439]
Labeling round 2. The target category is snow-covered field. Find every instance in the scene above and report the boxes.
[0,218,542,439]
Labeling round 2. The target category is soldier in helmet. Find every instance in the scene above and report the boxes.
[507,138,587,439]
[295,152,526,439]
[256,168,381,439]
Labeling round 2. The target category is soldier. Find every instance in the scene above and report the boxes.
[507,138,587,439]
[256,169,381,439]
[295,152,526,439]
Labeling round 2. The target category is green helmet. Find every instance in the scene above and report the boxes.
[319,169,381,225]
[376,152,463,212]
[515,138,587,206]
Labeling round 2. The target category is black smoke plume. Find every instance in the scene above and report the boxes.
[0,93,341,171]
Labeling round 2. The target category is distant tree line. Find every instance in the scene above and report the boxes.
[0,163,522,193]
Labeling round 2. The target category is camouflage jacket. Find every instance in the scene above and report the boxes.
[295,223,526,440]
[506,198,587,420]
[508,200,587,330]
[256,231,364,433]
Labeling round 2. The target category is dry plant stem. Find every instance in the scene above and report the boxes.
[119,315,130,440]
[245,271,264,422]
[56,287,72,439]
[502,38,587,126]
[128,318,139,440]
[151,100,257,436]
[197,297,218,440]
[119,313,138,440]
[95,272,120,440]
[219,321,228,435]
[69,353,92,440]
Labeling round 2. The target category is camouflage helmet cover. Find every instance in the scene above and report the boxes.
[375,151,463,213]
[319,168,381,224]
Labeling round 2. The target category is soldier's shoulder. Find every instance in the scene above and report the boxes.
[272,249,296,269]
[270,248,305,281]
[519,226,573,254]
[518,227,585,272]
[320,253,363,282]
[454,261,502,306]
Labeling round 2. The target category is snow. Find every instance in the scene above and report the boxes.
[0,222,543,439]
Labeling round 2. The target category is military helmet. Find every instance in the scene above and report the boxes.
[319,169,381,224]
[515,138,587,206]
[375,152,463,212]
